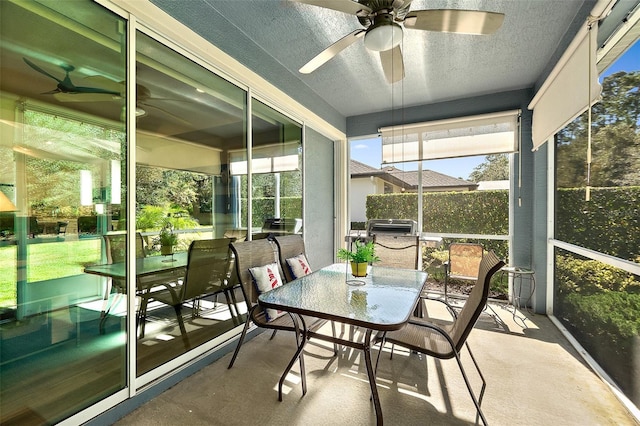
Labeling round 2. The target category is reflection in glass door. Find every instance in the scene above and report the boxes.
[134,31,248,374]
[247,100,303,237]
[0,1,127,423]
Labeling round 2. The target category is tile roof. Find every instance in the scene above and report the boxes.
[351,160,477,190]
[350,159,382,175]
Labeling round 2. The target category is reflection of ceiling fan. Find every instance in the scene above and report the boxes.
[23,57,188,122]
[23,57,120,101]
[82,75,185,120]
[295,0,505,83]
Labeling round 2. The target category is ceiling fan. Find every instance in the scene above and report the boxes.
[295,0,505,83]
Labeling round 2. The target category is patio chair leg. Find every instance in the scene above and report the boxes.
[228,307,256,369]
[444,275,449,302]
[465,342,487,423]
[222,290,237,320]
[278,314,307,401]
[174,305,190,349]
[99,280,114,334]
[331,321,338,355]
[270,329,278,340]
[454,344,488,426]
[138,295,150,338]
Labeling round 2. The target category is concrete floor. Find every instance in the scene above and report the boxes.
[115,300,638,426]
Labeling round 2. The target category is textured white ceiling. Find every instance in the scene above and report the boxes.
[152,0,594,120]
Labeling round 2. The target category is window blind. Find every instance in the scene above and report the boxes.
[380,110,520,164]
[528,23,601,150]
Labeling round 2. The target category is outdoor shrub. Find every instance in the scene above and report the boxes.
[559,291,640,357]
[136,205,199,231]
[555,254,639,296]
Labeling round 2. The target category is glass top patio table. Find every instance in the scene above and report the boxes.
[84,252,188,333]
[84,251,188,280]
[258,263,427,425]
[258,263,427,330]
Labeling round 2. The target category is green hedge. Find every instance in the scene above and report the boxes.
[557,187,640,262]
[555,254,640,296]
[241,197,302,227]
[557,290,640,401]
[366,190,509,235]
[367,190,510,267]
[555,252,640,403]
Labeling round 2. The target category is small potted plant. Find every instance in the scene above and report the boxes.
[159,222,178,255]
[337,240,379,277]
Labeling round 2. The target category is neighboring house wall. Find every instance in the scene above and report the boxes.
[351,176,379,223]
[477,180,510,190]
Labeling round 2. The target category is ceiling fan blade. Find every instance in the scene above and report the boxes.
[380,46,404,84]
[299,29,365,74]
[83,75,124,93]
[53,92,118,102]
[23,57,63,83]
[142,102,191,125]
[404,9,505,35]
[293,0,372,16]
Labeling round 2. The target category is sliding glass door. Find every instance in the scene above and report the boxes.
[0,1,127,423]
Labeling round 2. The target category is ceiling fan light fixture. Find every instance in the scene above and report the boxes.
[364,21,403,52]
[135,107,146,117]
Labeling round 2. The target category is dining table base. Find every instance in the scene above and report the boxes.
[279,318,384,426]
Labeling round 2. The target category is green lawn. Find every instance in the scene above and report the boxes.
[0,239,102,307]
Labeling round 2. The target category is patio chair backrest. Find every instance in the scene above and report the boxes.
[180,238,234,301]
[450,251,504,351]
[373,235,420,269]
[104,232,146,264]
[273,234,308,282]
[448,242,484,280]
[230,239,282,307]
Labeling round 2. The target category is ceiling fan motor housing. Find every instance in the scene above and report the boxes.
[364,13,403,51]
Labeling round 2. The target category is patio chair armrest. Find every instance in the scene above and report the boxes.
[418,295,459,320]
[407,318,453,342]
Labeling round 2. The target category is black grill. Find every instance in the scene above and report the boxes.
[367,219,417,237]
[262,218,302,234]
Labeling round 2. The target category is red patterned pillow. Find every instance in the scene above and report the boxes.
[249,262,284,321]
[286,254,312,279]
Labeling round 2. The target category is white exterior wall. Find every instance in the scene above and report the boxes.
[350,176,380,223]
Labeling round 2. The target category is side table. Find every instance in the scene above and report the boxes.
[501,266,535,322]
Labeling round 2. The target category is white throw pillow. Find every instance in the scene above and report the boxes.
[249,262,284,321]
[286,254,312,279]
